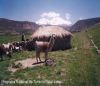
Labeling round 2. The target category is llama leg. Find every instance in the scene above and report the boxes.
[36,51,39,63]
[39,53,42,62]
[45,51,49,66]
[45,51,48,62]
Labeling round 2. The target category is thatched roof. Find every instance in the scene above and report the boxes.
[31,26,72,38]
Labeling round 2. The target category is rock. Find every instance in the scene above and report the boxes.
[45,58,56,66]
[12,62,22,68]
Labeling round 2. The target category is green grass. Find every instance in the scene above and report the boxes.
[87,24,100,49]
[0,34,30,43]
[0,29,100,86]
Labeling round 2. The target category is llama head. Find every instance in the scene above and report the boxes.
[50,34,56,40]
[52,34,56,37]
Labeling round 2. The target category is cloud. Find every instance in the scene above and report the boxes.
[41,11,60,18]
[36,11,72,25]
[65,13,71,20]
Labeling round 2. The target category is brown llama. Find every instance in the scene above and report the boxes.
[35,34,55,63]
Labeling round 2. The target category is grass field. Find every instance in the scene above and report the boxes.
[87,24,100,49]
[0,26,100,86]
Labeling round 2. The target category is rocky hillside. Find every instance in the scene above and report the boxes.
[0,18,39,34]
[71,17,100,32]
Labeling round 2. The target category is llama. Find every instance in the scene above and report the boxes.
[35,34,55,63]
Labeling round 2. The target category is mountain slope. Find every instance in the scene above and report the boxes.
[71,17,100,32]
[0,18,39,34]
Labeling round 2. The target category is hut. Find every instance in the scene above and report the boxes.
[31,26,72,51]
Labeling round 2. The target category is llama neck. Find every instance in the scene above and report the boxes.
[48,36,55,51]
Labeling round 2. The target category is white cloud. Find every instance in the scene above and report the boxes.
[65,13,71,20]
[36,18,49,25]
[41,11,60,18]
[36,11,72,25]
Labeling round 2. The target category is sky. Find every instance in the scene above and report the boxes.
[0,0,100,25]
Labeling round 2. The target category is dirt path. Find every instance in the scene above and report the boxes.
[8,58,44,72]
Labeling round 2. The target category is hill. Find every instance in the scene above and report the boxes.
[0,18,39,34]
[87,23,100,49]
[71,17,100,32]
